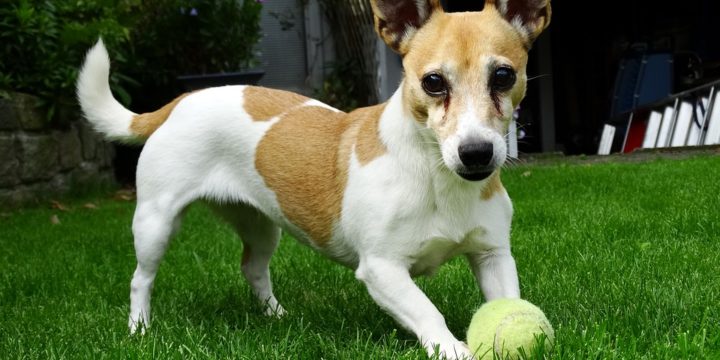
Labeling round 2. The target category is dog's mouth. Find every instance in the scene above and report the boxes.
[456,169,493,181]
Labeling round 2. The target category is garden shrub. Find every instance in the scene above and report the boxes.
[0,0,140,120]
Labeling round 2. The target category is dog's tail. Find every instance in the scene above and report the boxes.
[77,39,182,143]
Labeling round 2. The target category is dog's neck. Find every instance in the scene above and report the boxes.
[378,82,430,167]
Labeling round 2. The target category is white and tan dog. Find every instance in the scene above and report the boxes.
[77,0,550,358]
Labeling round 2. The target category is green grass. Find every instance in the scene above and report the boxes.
[1,156,719,359]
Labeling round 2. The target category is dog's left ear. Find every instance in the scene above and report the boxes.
[370,0,444,55]
[486,0,551,45]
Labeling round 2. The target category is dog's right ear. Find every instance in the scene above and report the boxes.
[485,0,551,45]
[371,0,443,55]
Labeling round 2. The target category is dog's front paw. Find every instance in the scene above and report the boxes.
[263,304,287,318]
[428,340,474,360]
[128,317,148,335]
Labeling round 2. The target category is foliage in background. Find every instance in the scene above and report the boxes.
[0,0,263,121]
[314,0,377,111]
[129,0,263,87]
[0,0,140,121]
[314,59,369,112]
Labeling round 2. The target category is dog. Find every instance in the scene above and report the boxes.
[77,0,550,358]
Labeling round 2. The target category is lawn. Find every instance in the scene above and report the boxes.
[1,156,719,359]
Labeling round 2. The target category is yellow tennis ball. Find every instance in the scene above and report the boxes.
[467,298,554,359]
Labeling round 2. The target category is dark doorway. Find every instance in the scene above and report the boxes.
[548,0,720,154]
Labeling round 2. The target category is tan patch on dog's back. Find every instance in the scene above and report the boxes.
[352,104,387,165]
[255,103,388,246]
[481,172,504,200]
[255,106,351,245]
[243,86,309,121]
[130,93,191,139]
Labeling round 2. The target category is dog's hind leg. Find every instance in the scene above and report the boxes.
[214,204,285,317]
[128,192,191,334]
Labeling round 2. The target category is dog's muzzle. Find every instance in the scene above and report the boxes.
[456,169,493,181]
[456,141,495,181]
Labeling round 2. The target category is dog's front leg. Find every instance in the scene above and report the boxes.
[467,247,520,301]
[356,257,472,359]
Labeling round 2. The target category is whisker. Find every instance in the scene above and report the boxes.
[527,74,550,81]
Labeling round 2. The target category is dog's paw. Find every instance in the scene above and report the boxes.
[263,304,287,318]
[128,318,148,335]
[428,340,474,360]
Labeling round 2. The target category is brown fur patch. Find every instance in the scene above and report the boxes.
[130,93,191,139]
[407,86,429,122]
[255,106,351,245]
[353,104,387,165]
[243,86,309,122]
[255,104,388,246]
[481,172,504,200]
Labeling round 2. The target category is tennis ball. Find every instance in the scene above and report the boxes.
[467,298,554,359]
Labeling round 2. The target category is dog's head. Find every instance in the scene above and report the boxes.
[371,0,551,181]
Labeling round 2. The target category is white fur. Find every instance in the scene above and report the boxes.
[510,15,532,40]
[76,40,138,143]
[415,0,430,20]
[77,2,534,358]
[495,0,509,15]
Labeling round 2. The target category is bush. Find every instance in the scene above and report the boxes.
[314,58,370,112]
[129,0,263,87]
[0,0,140,121]
[0,0,264,120]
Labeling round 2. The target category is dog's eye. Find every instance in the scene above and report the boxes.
[421,73,448,96]
[491,67,516,92]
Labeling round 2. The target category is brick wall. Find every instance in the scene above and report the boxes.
[0,93,115,207]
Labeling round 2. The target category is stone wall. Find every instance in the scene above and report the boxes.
[0,93,115,207]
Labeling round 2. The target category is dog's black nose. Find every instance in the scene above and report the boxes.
[458,142,494,168]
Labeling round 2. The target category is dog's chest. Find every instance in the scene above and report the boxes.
[340,179,504,270]
[332,152,512,270]
[407,231,479,277]
[403,201,492,276]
